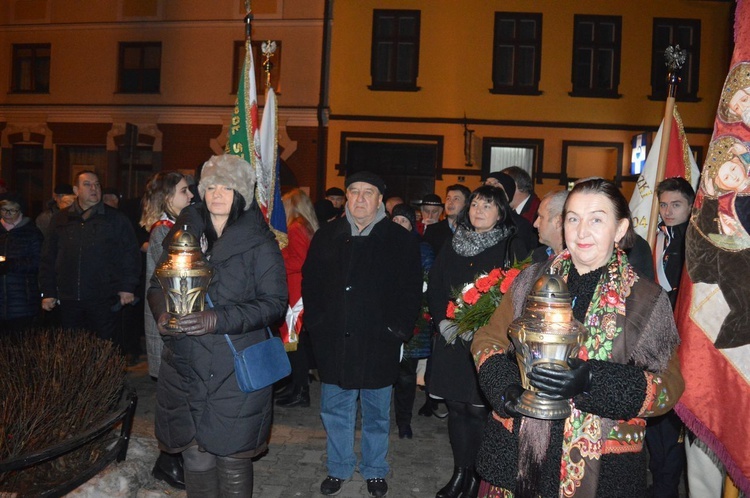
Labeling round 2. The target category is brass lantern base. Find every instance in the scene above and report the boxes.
[515,390,571,420]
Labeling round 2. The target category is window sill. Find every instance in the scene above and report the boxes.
[368,84,421,92]
[9,90,50,94]
[648,94,701,103]
[489,88,542,96]
[568,91,622,99]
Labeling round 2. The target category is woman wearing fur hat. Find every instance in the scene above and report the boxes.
[147,154,288,497]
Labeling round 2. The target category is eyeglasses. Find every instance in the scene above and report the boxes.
[1,208,19,215]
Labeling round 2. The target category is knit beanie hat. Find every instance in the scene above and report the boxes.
[198,154,256,210]
[391,203,417,232]
[487,171,516,201]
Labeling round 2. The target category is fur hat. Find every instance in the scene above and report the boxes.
[198,154,256,210]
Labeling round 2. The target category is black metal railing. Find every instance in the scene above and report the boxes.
[0,389,138,497]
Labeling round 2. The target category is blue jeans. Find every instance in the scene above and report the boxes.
[320,383,391,480]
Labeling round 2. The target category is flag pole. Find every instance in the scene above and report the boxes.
[647,45,686,249]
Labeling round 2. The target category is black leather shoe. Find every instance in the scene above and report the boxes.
[367,477,388,497]
[398,425,413,439]
[152,451,185,490]
[321,475,347,495]
[418,401,433,417]
[435,467,467,498]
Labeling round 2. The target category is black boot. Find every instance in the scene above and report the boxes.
[460,467,480,498]
[435,466,468,498]
[152,451,185,489]
[184,467,219,498]
[216,455,254,497]
[276,385,310,407]
[418,392,433,417]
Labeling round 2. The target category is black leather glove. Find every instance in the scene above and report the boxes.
[528,358,592,400]
[502,383,524,418]
[177,310,218,336]
[156,312,181,337]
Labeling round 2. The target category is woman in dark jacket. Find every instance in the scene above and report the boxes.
[148,154,287,497]
[0,193,43,332]
[427,185,527,498]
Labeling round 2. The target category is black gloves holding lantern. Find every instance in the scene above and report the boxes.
[155,227,216,337]
[506,275,589,420]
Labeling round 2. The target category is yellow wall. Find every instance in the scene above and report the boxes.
[326,0,731,198]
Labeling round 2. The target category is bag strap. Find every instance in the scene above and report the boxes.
[224,327,275,355]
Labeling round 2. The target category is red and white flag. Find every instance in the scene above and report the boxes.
[628,106,700,240]
[675,1,750,493]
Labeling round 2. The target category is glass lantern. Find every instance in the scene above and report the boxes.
[508,274,588,420]
[155,226,214,333]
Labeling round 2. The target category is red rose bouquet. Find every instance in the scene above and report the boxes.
[445,259,529,343]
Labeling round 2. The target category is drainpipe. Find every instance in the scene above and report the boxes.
[316,0,333,200]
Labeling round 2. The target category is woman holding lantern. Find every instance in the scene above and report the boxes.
[471,178,684,498]
[147,154,287,497]
[427,185,527,498]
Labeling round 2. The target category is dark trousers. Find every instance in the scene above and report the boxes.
[645,409,685,498]
[394,357,419,427]
[445,400,489,468]
[60,298,121,351]
[288,338,311,389]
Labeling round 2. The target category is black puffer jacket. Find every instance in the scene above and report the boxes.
[302,215,423,389]
[148,203,287,457]
[0,218,43,320]
[39,201,140,301]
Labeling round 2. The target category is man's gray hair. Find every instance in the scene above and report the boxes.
[503,166,533,194]
[543,190,568,218]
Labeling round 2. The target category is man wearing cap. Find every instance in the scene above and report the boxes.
[484,171,537,255]
[325,186,346,213]
[36,184,76,239]
[303,171,422,497]
[418,193,444,236]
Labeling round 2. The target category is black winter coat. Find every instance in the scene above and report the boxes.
[427,234,525,405]
[302,215,423,389]
[147,204,287,457]
[0,218,43,320]
[39,202,140,301]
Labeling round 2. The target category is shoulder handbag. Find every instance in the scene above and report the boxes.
[224,329,291,393]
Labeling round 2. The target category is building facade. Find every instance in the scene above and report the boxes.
[0,0,325,216]
[325,1,733,203]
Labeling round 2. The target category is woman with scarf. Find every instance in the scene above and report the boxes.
[471,178,684,498]
[148,154,287,497]
[428,185,527,498]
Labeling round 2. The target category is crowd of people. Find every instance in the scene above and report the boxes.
[0,161,696,497]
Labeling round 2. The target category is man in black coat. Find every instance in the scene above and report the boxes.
[39,170,140,349]
[302,171,422,498]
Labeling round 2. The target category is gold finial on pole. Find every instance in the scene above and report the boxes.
[647,45,687,249]
[262,40,277,90]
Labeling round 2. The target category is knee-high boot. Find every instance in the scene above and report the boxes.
[460,466,480,498]
[436,466,469,498]
[216,455,254,497]
[184,468,219,498]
